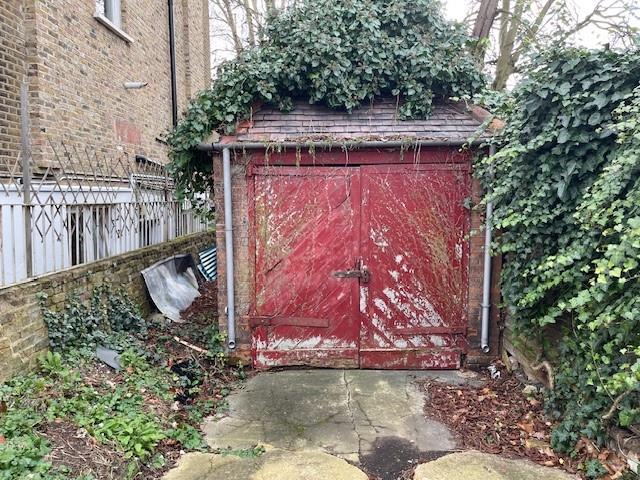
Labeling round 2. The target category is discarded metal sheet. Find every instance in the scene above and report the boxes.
[96,346,121,371]
[141,254,200,321]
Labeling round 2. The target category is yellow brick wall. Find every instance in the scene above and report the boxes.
[0,0,28,171]
[0,231,215,381]
[1,0,211,169]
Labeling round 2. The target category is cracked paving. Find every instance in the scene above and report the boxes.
[165,370,579,480]
[202,370,471,471]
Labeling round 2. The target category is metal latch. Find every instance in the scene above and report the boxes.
[333,258,370,283]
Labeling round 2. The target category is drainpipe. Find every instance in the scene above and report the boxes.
[168,0,178,127]
[222,147,236,349]
[480,145,496,353]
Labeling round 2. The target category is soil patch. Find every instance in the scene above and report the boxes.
[180,280,218,321]
[42,421,128,480]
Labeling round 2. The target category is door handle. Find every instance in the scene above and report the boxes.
[333,259,370,283]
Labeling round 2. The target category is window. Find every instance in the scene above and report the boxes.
[68,208,85,267]
[96,0,122,28]
[68,205,112,266]
[94,0,132,42]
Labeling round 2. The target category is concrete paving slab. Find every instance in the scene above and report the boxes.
[413,451,579,480]
[202,369,474,478]
[163,449,368,480]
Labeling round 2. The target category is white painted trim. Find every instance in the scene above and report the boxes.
[94,13,134,43]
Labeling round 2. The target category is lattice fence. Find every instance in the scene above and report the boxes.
[0,141,211,287]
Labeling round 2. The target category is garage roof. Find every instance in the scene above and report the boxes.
[232,98,493,143]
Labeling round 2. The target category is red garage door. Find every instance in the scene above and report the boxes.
[250,164,469,369]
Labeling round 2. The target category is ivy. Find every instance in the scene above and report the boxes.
[167,0,484,206]
[476,49,640,452]
[40,286,146,352]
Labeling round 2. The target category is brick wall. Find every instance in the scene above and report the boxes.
[0,0,28,171]
[213,148,501,367]
[1,0,210,168]
[0,230,215,381]
[466,175,502,366]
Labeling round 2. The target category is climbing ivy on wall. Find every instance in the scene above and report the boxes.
[476,49,640,451]
[166,0,484,205]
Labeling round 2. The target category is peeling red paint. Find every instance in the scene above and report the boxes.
[252,167,361,368]
[359,164,470,369]
[249,154,471,370]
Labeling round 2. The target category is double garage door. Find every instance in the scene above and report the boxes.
[250,164,470,369]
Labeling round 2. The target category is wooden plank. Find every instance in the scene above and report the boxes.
[391,326,467,336]
[249,316,330,328]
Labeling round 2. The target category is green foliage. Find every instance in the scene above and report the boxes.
[167,0,483,206]
[477,49,640,451]
[38,351,64,375]
[93,415,165,460]
[166,424,207,451]
[215,445,266,458]
[201,324,227,367]
[2,289,236,478]
[0,403,75,480]
[0,348,218,477]
[0,433,53,480]
[40,286,145,352]
[584,459,608,479]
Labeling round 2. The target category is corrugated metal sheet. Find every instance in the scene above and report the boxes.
[197,246,217,281]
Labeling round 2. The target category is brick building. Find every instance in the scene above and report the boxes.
[1,0,211,168]
[0,0,213,376]
[0,0,212,286]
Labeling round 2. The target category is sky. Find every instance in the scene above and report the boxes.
[443,0,639,48]
[210,0,639,70]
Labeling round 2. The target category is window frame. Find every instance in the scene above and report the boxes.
[103,0,122,27]
[94,0,133,43]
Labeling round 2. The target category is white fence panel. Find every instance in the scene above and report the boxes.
[0,142,212,287]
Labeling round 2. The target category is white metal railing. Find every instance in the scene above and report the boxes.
[0,141,211,287]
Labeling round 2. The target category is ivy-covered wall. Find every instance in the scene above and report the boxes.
[478,49,640,452]
[0,231,214,381]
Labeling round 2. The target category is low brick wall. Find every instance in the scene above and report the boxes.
[0,231,215,381]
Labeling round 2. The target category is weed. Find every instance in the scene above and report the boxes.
[2,288,235,479]
[584,459,608,479]
[214,445,266,458]
[166,424,208,451]
[40,286,145,352]
[94,415,166,460]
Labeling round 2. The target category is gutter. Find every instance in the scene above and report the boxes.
[168,0,178,127]
[197,138,483,151]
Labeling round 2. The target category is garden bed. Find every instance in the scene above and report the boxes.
[422,366,635,479]
[0,281,242,480]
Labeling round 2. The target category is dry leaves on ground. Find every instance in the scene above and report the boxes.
[422,370,630,479]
